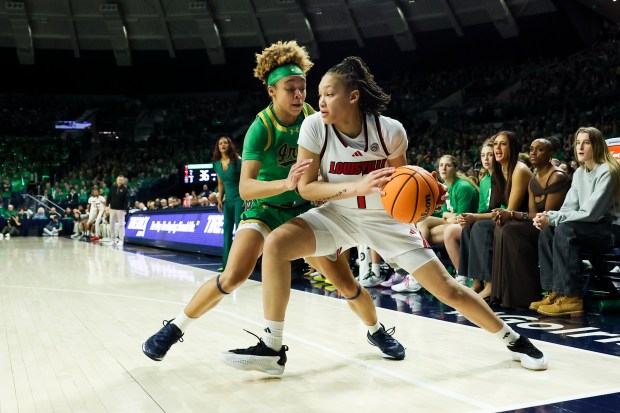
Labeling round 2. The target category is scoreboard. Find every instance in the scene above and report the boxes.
[184,163,218,185]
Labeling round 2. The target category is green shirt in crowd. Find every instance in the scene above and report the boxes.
[214,159,242,202]
[477,173,492,213]
[434,177,478,217]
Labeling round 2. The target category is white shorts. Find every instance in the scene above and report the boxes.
[299,203,437,274]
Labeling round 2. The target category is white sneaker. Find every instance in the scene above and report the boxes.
[4,233,9,239]
[380,271,406,288]
[391,274,422,293]
[0,234,4,239]
[360,270,383,288]
[455,275,469,286]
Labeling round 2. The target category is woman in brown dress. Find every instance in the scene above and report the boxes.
[490,137,570,309]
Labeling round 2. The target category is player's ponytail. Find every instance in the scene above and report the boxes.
[327,56,390,115]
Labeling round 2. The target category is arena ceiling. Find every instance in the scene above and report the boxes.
[0,0,616,67]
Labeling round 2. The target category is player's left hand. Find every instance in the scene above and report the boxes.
[356,167,395,196]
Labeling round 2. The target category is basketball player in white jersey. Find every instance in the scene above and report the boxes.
[86,188,106,241]
[221,56,548,374]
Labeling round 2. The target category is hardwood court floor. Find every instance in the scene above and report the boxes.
[1,237,620,413]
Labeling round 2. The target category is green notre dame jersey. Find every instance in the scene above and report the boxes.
[242,102,314,205]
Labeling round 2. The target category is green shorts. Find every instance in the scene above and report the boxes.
[239,200,313,234]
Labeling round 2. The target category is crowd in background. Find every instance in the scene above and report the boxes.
[1,23,618,243]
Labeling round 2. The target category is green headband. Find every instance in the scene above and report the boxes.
[267,64,305,86]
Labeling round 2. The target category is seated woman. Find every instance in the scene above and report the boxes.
[443,139,494,287]
[459,131,532,299]
[416,155,478,249]
[490,137,570,309]
[531,126,620,316]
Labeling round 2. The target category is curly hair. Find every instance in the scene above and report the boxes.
[253,40,313,85]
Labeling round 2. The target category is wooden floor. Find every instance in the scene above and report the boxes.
[1,237,620,413]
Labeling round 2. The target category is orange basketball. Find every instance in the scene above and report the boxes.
[381,165,443,224]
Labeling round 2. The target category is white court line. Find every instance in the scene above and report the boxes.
[4,282,620,410]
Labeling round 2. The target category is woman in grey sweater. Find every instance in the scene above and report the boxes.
[530,126,620,316]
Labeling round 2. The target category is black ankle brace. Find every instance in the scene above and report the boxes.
[345,283,362,300]
[216,274,230,295]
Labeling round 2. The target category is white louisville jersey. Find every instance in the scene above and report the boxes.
[298,112,408,209]
[88,195,106,210]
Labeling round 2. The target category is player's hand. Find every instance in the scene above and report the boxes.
[356,167,395,196]
[217,200,223,213]
[285,159,313,191]
[533,211,549,230]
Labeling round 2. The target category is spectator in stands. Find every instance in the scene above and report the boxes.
[416,154,479,249]
[213,135,243,273]
[48,207,60,219]
[531,127,620,316]
[43,215,61,236]
[159,199,168,209]
[490,137,570,309]
[0,204,20,239]
[459,131,532,299]
[67,188,78,209]
[107,175,129,245]
[443,139,494,286]
[33,207,47,219]
[1,179,11,206]
[198,184,210,199]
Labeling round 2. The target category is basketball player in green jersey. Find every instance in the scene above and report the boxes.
[143,40,404,363]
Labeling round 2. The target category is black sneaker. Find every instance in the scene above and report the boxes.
[142,319,184,361]
[507,335,548,370]
[219,330,288,375]
[367,324,406,360]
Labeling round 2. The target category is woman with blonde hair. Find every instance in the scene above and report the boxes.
[416,154,478,245]
[532,127,620,316]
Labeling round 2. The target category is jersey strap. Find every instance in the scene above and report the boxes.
[374,114,390,156]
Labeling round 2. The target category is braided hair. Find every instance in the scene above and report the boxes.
[326,56,390,115]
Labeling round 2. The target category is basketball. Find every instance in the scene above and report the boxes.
[381,165,444,224]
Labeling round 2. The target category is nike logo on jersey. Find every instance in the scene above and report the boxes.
[328,159,387,175]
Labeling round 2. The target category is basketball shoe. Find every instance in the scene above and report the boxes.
[219,331,288,375]
[142,319,184,361]
[507,335,548,370]
[367,324,406,360]
[380,271,406,288]
[391,274,422,293]
[360,270,383,288]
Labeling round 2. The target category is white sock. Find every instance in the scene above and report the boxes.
[171,310,195,333]
[262,320,285,351]
[371,263,381,275]
[495,322,520,346]
[368,321,381,335]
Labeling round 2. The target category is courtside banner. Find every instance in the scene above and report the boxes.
[125,208,231,256]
